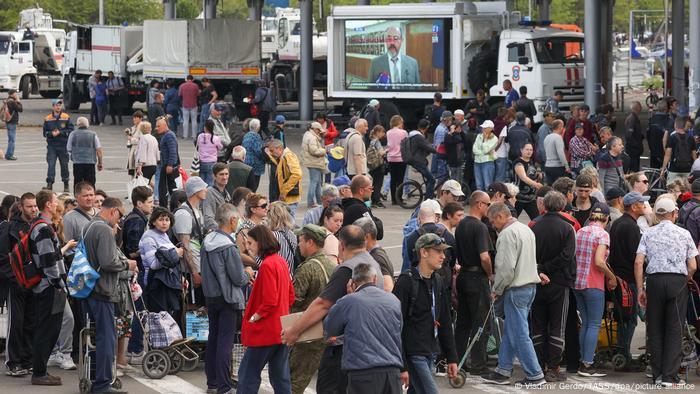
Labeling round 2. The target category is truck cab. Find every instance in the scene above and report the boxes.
[0,32,35,96]
[489,26,584,122]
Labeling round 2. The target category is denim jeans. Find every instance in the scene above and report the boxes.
[182,107,198,139]
[46,144,70,184]
[82,298,116,392]
[307,168,323,206]
[199,161,215,186]
[474,161,495,191]
[574,288,604,365]
[199,103,211,134]
[407,354,439,394]
[414,164,436,199]
[237,344,291,394]
[205,303,238,394]
[153,164,161,204]
[494,157,509,183]
[495,285,544,380]
[5,122,16,158]
[430,154,449,184]
[449,165,463,184]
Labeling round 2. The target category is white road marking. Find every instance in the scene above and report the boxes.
[130,371,206,394]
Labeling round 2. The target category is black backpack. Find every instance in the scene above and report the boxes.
[672,133,694,172]
[678,200,700,230]
[399,268,443,321]
[400,136,414,164]
[0,220,14,281]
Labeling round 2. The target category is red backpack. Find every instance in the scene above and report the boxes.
[9,219,49,289]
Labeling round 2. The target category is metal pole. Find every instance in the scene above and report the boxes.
[164,0,177,19]
[690,0,700,111]
[538,0,550,20]
[584,0,601,110]
[671,0,685,105]
[299,0,313,121]
[628,10,633,88]
[249,0,262,21]
[664,0,669,97]
[357,0,370,5]
[204,0,217,19]
[99,0,104,25]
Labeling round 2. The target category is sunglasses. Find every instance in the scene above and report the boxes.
[424,238,446,248]
[255,203,269,209]
[479,201,491,207]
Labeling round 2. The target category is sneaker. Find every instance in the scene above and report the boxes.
[31,374,62,386]
[45,183,53,190]
[434,360,447,377]
[481,371,511,385]
[515,377,547,388]
[544,367,567,382]
[375,201,386,208]
[5,156,17,161]
[578,362,606,377]
[645,365,653,378]
[206,388,218,394]
[660,377,686,388]
[47,353,62,367]
[6,366,29,377]
[57,354,76,370]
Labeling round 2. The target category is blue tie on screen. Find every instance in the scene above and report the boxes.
[432,20,444,69]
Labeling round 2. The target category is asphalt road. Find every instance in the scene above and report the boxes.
[0,97,694,393]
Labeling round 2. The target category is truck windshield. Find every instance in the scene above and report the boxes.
[0,39,10,54]
[533,37,584,63]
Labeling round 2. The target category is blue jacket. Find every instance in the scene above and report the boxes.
[159,130,179,167]
[43,111,73,147]
[324,284,403,371]
[164,87,181,113]
[242,131,266,176]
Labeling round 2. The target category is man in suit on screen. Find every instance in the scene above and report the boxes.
[368,26,420,87]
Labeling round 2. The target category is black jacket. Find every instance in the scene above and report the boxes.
[608,213,642,283]
[531,212,576,287]
[506,124,534,162]
[624,112,644,156]
[393,267,458,370]
[647,112,672,157]
[341,197,384,240]
[408,131,437,167]
[5,98,22,124]
[444,129,466,167]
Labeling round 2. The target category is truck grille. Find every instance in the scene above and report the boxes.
[553,85,585,112]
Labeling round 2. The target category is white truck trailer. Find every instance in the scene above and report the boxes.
[61,24,144,110]
[327,1,585,123]
[0,8,66,99]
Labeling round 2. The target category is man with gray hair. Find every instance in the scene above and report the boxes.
[201,203,254,394]
[529,190,576,382]
[303,184,340,225]
[482,203,545,387]
[324,263,403,394]
[225,145,256,195]
[354,216,394,291]
[67,116,103,189]
[242,118,265,191]
[344,118,368,178]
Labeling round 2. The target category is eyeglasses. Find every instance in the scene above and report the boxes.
[386,35,402,40]
[636,179,649,184]
[479,201,491,207]
[255,203,269,209]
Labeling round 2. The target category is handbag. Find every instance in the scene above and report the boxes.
[66,223,101,299]
[144,311,183,348]
[126,176,150,202]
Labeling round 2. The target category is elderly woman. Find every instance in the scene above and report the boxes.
[242,118,266,192]
[238,225,295,394]
[265,201,298,274]
[135,121,159,182]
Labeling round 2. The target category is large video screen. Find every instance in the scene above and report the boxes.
[344,19,448,92]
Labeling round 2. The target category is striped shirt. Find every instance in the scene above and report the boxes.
[29,215,66,293]
[255,229,297,275]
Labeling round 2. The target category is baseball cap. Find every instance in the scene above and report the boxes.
[654,198,677,214]
[369,99,380,108]
[440,180,465,198]
[575,122,584,129]
[420,199,443,215]
[605,187,626,201]
[275,115,286,124]
[441,110,453,120]
[692,178,700,194]
[454,109,465,116]
[622,191,650,207]
[310,121,323,131]
[479,120,495,129]
[332,175,351,188]
[213,103,227,112]
[184,176,208,198]
[414,233,451,253]
[294,224,328,244]
[575,176,592,188]
[487,182,510,198]
[590,202,610,216]
[52,99,63,105]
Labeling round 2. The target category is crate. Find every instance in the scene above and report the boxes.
[185,312,209,342]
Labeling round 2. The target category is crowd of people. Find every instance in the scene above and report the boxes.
[1,75,700,394]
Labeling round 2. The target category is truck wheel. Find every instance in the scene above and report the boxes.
[39,90,61,99]
[275,73,289,102]
[467,48,498,95]
[20,76,31,99]
[63,77,80,110]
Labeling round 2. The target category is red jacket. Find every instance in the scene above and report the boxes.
[323,120,339,146]
[242,253,295,347]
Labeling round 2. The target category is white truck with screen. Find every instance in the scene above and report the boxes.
[62,25,144,110]
[0,8,66,99]
[327,1,584,123]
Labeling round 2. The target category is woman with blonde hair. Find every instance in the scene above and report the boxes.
[580,166,605,202]
[624,171,653,231]
[265,201,298,274]
[135,120,159,182]
[386,115,408,205]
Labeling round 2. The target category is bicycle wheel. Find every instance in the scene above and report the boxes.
[397,180,424,209]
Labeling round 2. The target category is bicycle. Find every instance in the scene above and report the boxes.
[646,87,660,110]
[395,166,470,209]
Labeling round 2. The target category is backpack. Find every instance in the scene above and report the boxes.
[400,136,413,164]
[0,221,15,281]
[366,143,384,171]
[9,219,50,289]
[0,100,12,123]
[66,222,101,299]
[678,200,700,230]
[399,268,443,321]
[672,133,694,172]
